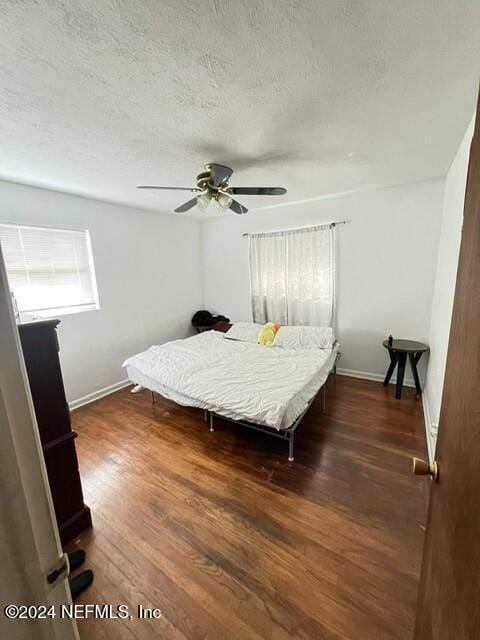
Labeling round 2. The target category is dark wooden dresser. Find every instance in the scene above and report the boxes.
[18,318,92,545]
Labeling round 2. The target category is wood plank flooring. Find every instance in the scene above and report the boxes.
[68,376,428,640]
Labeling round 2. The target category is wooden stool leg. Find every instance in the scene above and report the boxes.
[395,353,407,399]
[384,351,398,386]
[409,352,423,394]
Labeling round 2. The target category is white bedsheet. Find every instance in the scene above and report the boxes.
[123,332,338,430]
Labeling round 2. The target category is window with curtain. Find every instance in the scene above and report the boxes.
[249,224,335,327]
[0,223,99,318]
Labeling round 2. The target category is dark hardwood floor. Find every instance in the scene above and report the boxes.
[68,376,428,640]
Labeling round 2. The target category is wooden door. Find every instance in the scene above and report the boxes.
[414,96,480,639]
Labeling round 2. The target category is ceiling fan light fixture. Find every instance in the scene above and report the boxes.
[217,191,233,210]
[197,192,210,210]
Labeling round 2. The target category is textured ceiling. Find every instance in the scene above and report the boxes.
[0,1,479,219]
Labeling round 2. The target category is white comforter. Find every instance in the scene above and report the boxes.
[123,332,337,430]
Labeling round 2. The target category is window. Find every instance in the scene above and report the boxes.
[0,223,99,318]
[249,224,335,327]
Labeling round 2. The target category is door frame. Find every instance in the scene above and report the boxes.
[0,244,78,640]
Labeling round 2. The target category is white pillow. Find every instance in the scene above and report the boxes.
[273,326,334,350]
[224,322,263,343]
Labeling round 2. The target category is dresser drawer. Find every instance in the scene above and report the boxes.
[19,320,71,445]
[18,318,91,544]
[43,435,86,530]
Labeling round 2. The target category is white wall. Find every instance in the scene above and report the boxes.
[0,166,465,417]
[423,115,475,458]
[201,179,444,383]
[0,180,203,405]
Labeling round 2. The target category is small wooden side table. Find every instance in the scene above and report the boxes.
[382,339,429,399]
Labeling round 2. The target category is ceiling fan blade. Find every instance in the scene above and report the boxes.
[137,185,200,191]
[230,187,287,196]
[229,198,248,215]
[174,197,199,213]
[208,163,233,188]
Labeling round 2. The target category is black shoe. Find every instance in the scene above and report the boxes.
[69,570,94,600]
[68,549,86,573]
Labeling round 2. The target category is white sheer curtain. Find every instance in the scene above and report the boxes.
[249,224,335,327]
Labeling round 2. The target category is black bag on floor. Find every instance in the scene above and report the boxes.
[192,310,230,328]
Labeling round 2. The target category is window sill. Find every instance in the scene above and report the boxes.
[19,304,100,322]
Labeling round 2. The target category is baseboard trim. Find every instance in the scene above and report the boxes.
[337,367,415,388]
[422,392,435,464]
[69,379,131,411]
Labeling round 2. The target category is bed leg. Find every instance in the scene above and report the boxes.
[322,384,326,411]
[209,412,214,432]
[288,432,294,462]
[204,409,208,422]
[151,391,155,404]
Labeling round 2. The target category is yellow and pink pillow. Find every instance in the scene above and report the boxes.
[257,323,281,346]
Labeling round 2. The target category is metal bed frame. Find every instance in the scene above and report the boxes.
[202,351,340,462]
[148,349,341,463]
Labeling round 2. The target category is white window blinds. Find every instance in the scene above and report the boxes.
[0,223,99,317]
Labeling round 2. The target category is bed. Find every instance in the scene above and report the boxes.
[123,330,340,461]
